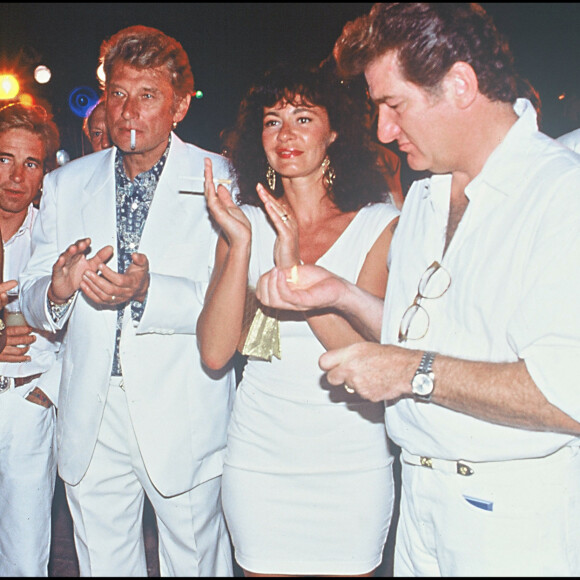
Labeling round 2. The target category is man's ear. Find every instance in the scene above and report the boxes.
[173,94,192,124]
[443,61,479,109]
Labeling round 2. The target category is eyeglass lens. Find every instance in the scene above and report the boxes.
[398,261,451,343]
[418,262,451,299]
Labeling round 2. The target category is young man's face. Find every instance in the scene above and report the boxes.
[0,128,45,216]
[365,50,457,174]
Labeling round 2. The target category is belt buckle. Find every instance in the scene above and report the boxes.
[457,461,474,476]
[420,456,433,468]
[0,376,15,394]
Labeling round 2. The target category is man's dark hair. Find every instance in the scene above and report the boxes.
[334,2,527,104]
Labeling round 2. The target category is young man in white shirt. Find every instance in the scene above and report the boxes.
[0,102,63,576]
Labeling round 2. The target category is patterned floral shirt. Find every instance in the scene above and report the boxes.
[111,138,170,376]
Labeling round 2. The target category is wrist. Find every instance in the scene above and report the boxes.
[339,280,365,313]
[228,241,251,262]
[47,284,72,305]
[47,291,76,321]
[134,273,150,304]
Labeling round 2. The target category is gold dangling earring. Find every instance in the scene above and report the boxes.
[266,164,276,191]
[321,156,335,190]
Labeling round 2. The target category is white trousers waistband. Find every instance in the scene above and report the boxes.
[401,444,578,477]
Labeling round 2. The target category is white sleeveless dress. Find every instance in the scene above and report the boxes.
[221,202,399,575]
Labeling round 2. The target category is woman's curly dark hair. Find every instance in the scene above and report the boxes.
[229,61,389,211]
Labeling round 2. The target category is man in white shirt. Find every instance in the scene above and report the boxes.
[255,3,580,576]
[0,102,62,576]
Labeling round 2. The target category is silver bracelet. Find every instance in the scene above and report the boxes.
[48,292,76,321]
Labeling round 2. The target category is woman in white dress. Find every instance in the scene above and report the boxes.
[197,62,400,577]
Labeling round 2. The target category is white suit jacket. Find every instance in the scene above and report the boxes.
[20,134,236,496]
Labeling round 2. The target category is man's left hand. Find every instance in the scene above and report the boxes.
[79,252,150,306]
[25,386,52,408]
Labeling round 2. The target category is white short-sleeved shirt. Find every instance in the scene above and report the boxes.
[382,99,580,462]
[2,206,62,397]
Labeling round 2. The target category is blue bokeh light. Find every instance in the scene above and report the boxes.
[68,86,99,118]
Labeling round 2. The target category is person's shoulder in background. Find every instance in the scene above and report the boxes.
[557,128,580,154]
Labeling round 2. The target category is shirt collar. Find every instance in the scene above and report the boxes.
[4,205,34,246]
[466,98,538,198]
[114,134,171,184]
[419,99,538,204]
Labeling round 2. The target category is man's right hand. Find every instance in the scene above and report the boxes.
[0,280,19,310]
[48,238,114,303]
[0,325,35,363]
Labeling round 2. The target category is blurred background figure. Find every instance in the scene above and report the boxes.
[82,99,110,153]
[370,139,404,208]
[330,66,406,209]
[0,102,64,577]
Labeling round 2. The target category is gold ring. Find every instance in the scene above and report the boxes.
[344,383,355,394]
[281,214,289,223]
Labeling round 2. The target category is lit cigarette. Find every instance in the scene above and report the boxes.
[130,129,136,150]
[286,264,299,284]
[186,176,232,185]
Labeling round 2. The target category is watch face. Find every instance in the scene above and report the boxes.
[412,373,434,396]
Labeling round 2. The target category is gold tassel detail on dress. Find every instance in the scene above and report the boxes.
[239,287,281,362]
[241,306,281,361]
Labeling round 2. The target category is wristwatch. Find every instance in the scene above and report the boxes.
[411,351,436,402]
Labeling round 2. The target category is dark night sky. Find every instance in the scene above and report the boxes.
[1,3,579,159]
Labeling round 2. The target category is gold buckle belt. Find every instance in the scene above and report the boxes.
[402,449,474,476]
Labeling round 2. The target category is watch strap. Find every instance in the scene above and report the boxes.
[417,351,436,374]
[412,351,436,401]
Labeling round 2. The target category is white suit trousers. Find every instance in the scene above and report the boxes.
[0,387,57,576]
[64,380,233,577]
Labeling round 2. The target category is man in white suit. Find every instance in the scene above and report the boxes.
[20,25,235,576]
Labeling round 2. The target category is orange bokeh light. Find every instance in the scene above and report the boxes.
[19,93,35,106]
[0,74,20,100]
